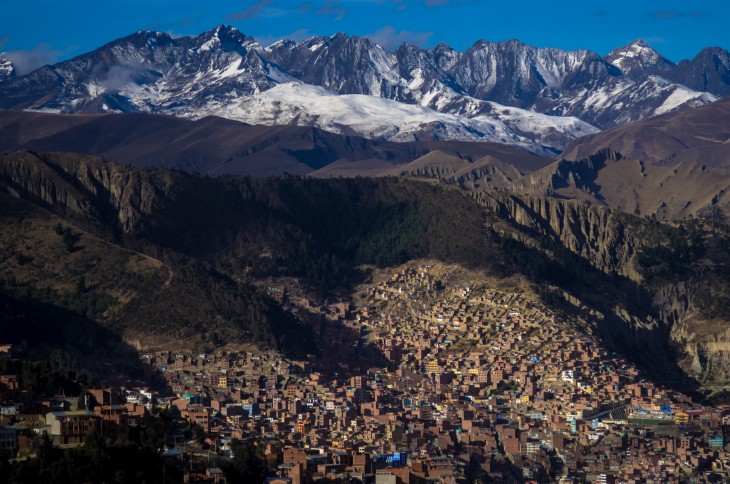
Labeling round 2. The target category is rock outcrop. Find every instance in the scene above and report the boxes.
[477,190,729,387]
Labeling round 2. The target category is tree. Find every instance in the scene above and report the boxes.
[61,228,80,252]
[111,387,127,404]
[192,424,206,445]
[227,439,268,483]
[83,428,108,458]
[76,276,87,294]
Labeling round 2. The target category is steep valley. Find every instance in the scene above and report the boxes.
[1,150,729,393]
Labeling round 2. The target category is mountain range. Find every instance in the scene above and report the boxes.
[1,26,728,154]
[3,91,728,221]
[0,110,549,176]
[514,96,730,220]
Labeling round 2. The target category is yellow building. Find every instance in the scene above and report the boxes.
[674,412,689,424]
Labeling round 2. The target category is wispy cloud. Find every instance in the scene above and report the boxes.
[0,35,10,49]
[227,0,275,22]
[648,10,706,20]
[4,44,63,75]
[102,65,139,92]
[318,1,346,20]
[364,25,433,51]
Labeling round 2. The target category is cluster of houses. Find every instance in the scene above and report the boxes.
[137,264,730,482]
[3,263,730,482]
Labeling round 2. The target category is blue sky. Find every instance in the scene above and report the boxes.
[1,0,728,74]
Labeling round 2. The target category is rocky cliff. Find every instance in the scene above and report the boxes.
[0,150,178,236]
[476,190,640,278]
[0,151,322,356]
[477,190,729,387]
[3,150,729,387]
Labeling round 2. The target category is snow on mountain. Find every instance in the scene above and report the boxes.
[0,26,726,152]
[548,75,719,127]
[0,26,290,115]
[392,78,599,152]
[652,79,718,115]
[106,26,294,116]
[210,82,548,150]
[0,55,14,79]
[605,39,675,78]
[199,81,595,155]
[450,39,606,104]
[264,34,718,130]
[477,104,599,152]
[267,33,407,99]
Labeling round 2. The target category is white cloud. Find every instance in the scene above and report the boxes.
[4,44,63,75]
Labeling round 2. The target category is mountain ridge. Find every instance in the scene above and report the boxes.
[503,97,730,221]
[0,26,726,152]
[0,110,551,176]
[3,149,730,387]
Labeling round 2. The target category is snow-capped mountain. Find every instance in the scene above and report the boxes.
[0,27,289,115]
[263,34,720,129]
[206,81,596,155]
[540,75,717,128]
[0,55,14,79]
[605,39,675,79]
[0,26,726,153]
[450,39,618,108]
[267,33,406,99]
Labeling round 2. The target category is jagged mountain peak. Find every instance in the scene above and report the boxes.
[430,42,456,53]
[427,43,460,71]
[468,39,491,50]
[265,38,296,51]
[503,38,529,48]
[130,30,173,40]
[328,32,387,51]
[691,46,730,64]
[199,24,249,40]
[108,29,175,50]
[629,38,650,48]
[0,26,724,150]
[194,25,260,53]
[210,24,240,34]
[665,46,730,97]
[605,39,675,77]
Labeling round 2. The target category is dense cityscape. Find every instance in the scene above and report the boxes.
[3,262,729,482]
[2,1,730,483]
